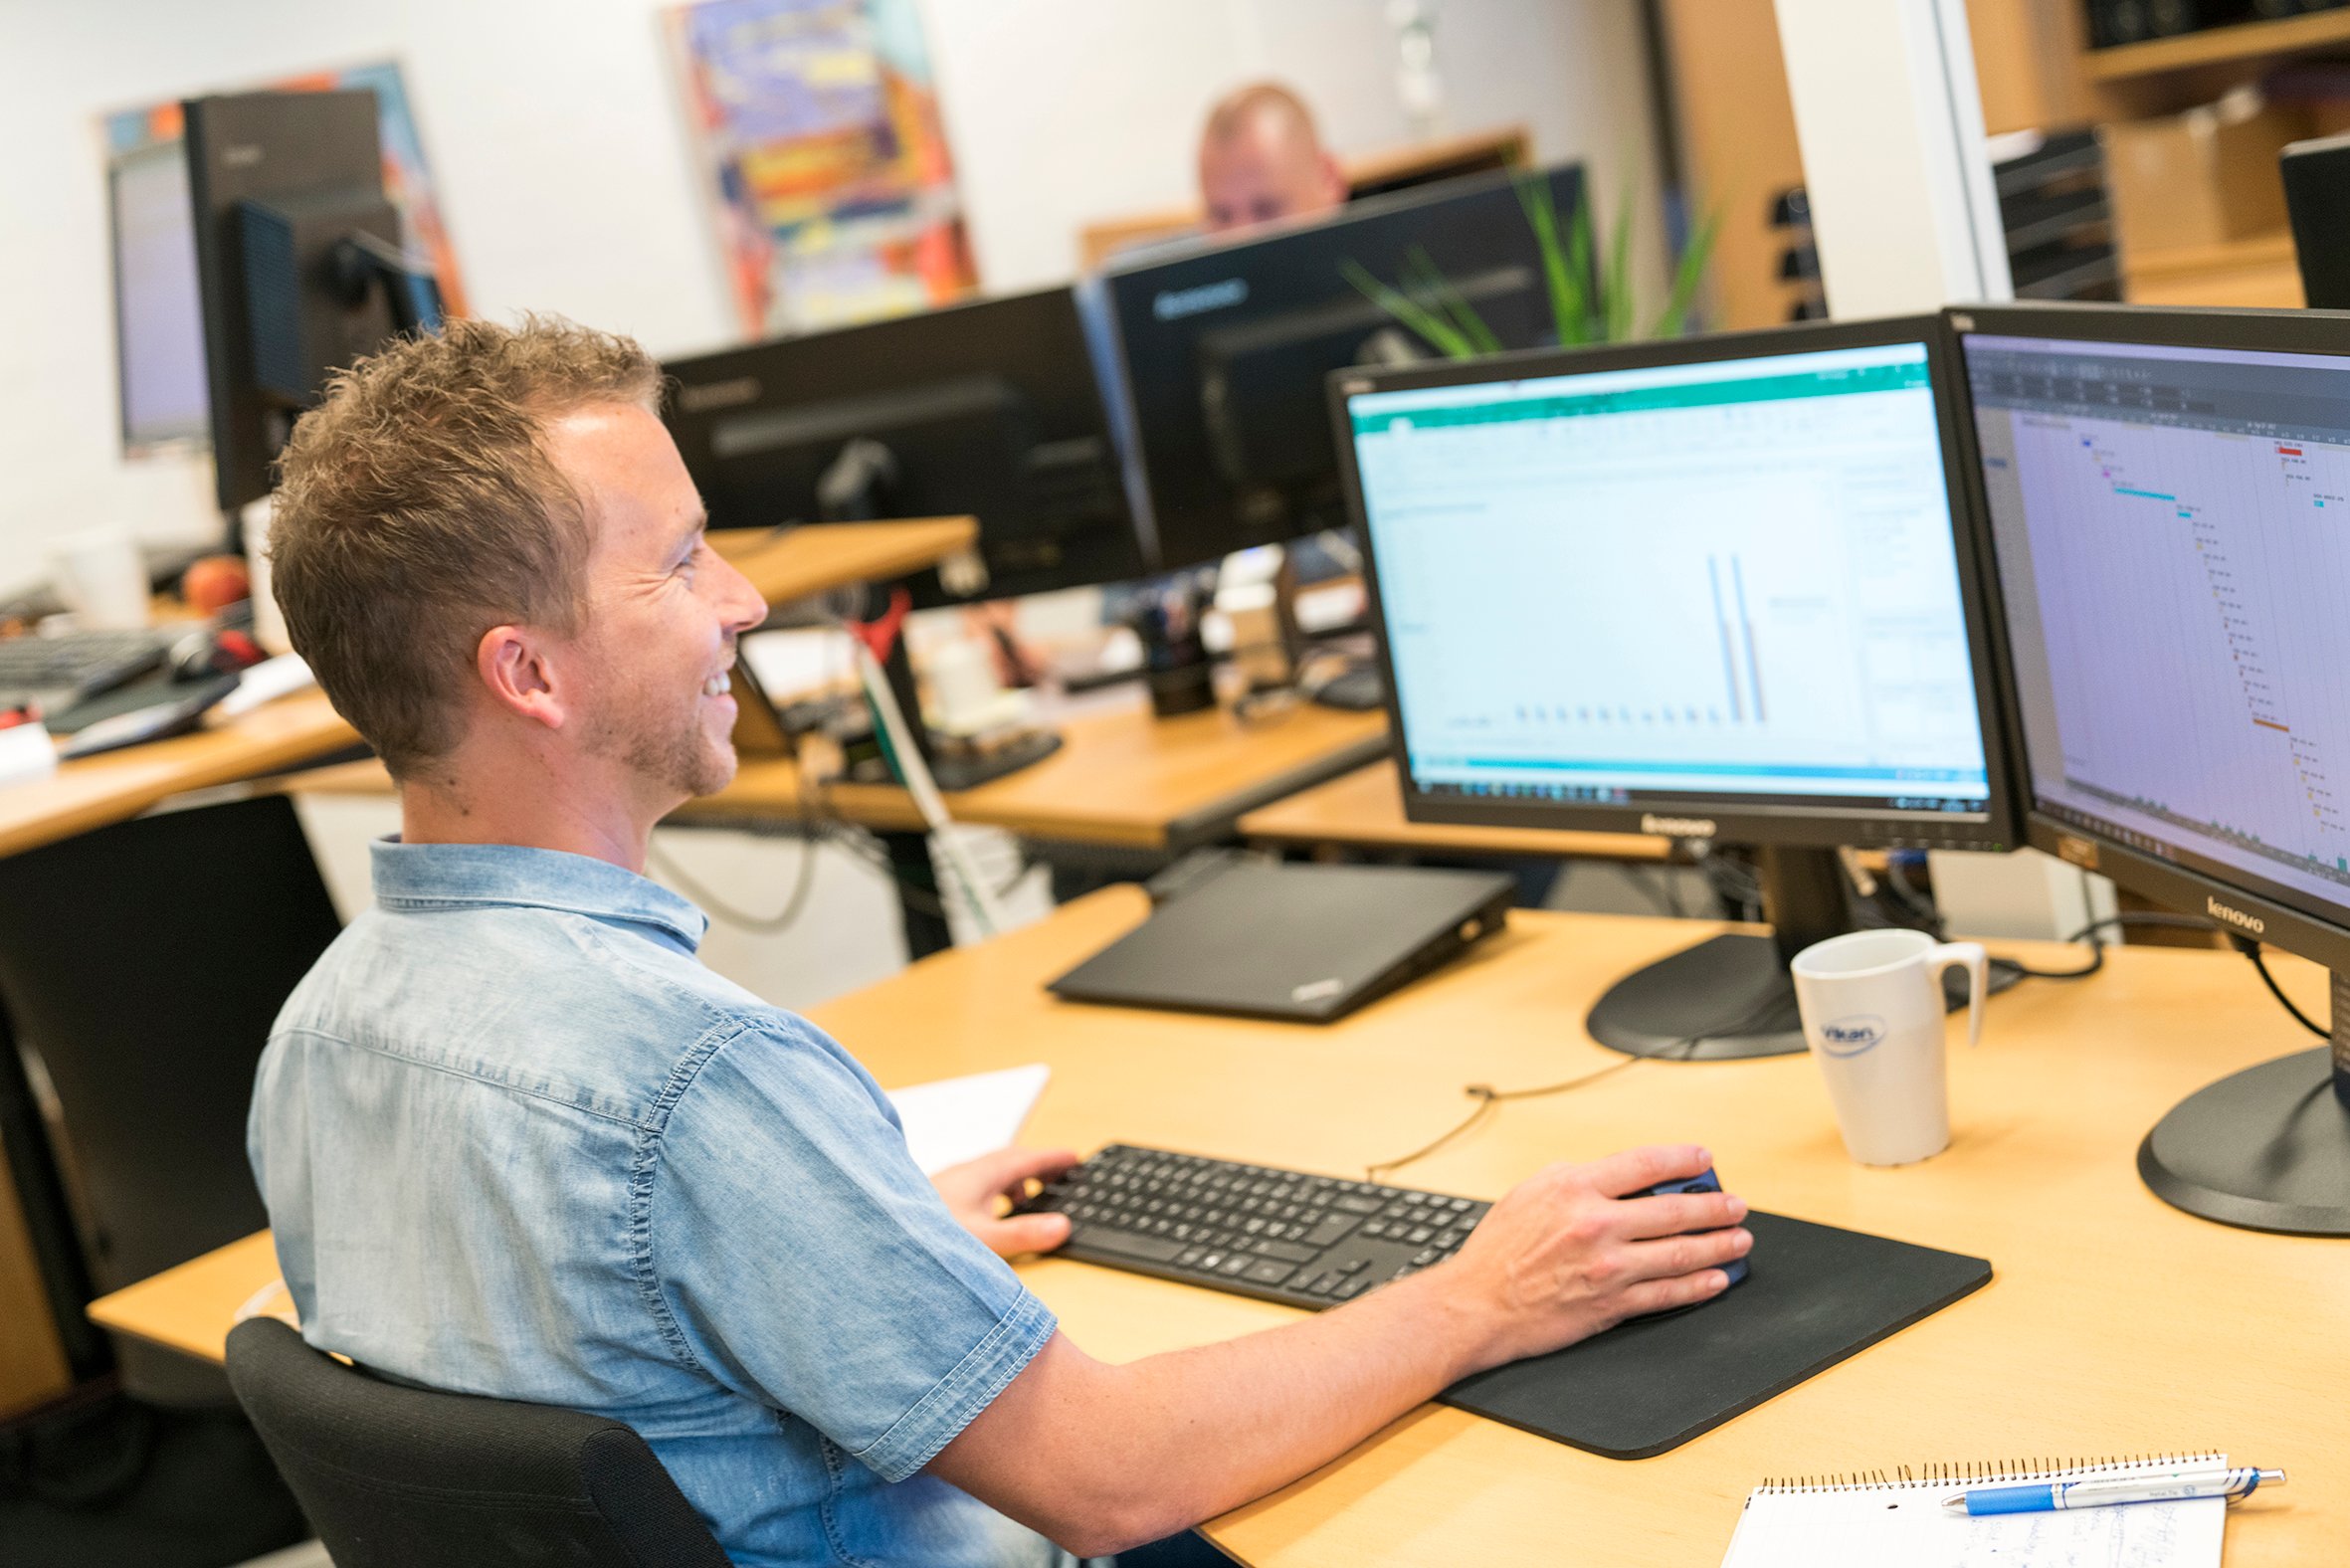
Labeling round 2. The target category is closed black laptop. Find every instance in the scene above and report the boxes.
[1049,861,1514,1023]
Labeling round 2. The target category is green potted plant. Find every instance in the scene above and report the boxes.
[1343,171,1719,356]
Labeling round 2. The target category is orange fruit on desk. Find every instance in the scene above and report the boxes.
[181,554,251,616]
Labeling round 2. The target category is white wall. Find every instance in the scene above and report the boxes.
[0,0,1665,586]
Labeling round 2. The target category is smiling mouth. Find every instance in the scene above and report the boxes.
[701,672,732,698]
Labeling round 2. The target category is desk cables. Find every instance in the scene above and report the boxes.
[1363,989,1792,1183]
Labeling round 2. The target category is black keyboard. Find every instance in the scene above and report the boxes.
[0,629,171,715]
[1014,1143,1489,1311]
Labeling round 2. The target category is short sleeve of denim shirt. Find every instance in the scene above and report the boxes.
[644,1017,1057,1482]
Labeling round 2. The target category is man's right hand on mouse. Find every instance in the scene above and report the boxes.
[1436,1143,1752,1371]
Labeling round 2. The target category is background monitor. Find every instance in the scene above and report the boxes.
[1096,162,1584,575]
[1956,299,2350,1236]
[2283,131,2350,311]
[186,90,443,518]
[665,286,1144,605]
[1333,315,2016,1060]
[109,139,210,454]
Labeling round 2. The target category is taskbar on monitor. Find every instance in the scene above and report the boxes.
[1419,779,1987,817]
[2040,793,2350,923]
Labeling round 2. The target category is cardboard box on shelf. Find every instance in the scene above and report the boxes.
[2100,88,2310,256]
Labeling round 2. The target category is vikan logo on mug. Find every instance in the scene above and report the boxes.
[1818,1015,1887,1058]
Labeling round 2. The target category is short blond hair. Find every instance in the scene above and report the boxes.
[270,315,662,781]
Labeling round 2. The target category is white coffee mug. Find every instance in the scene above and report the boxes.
[1790,927,1986,1166]
[242,495,294,658]
[47,526,149,631]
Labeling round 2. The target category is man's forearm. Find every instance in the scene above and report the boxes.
[1087,1267,1493,1537]
[940,1267,1494,1554]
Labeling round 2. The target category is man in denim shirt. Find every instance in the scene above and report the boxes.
[249,318,1751,1566]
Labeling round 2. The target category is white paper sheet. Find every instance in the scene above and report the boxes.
[885,1064,1051,1174]
[1721,1457,2230,1568]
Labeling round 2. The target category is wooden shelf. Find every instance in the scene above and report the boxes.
[2122,229,2305,308]
[2082,8,2350,82]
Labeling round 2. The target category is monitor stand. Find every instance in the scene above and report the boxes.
[2137,971,2350,1236]
[1585,844,1848,1061]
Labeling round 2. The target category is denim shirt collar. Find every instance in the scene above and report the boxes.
[369,839,708,951]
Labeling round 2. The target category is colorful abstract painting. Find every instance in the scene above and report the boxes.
[669,0,978,336]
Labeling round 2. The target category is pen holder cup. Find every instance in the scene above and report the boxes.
[1147,660,1218,718]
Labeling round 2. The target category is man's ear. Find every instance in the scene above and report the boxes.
[477,624,568,732]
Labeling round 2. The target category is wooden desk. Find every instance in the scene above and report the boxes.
[293,694,1388,857]
[92,891,2350,1565]
[0,688,356,861]
[688,694,1388,853]
[1239,760,1672,864]
[709,516,976,606]
[87,1231,287,1367]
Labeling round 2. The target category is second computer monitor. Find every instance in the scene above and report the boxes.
[1957,299,2350,1234]
[1332,317,2016,1058]
[665,286,1143,604]
[1096,163,1583,574]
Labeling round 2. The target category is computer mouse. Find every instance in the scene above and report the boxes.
[167,630,226,682]
[168,628,262,683]
[1638,1167,1749,1288]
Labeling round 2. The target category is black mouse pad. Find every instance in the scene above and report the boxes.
[1441,1211,1991,1459]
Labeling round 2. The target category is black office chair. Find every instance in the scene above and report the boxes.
[224,1316,732,1568]
[0,793,344,1396]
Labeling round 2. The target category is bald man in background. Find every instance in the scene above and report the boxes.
[1197,82,1348,233]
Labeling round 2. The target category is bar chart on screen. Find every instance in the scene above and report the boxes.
[1353,341,1988,801]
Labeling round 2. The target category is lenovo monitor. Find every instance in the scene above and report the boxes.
[1095,163,1585,574]
[665,286,1143,605]
[1956,299,2350,1235]
[1333,315,2016,1060]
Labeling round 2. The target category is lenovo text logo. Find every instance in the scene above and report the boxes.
[2206,897,2265,935]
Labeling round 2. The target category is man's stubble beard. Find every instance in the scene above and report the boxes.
[584,686,736,799]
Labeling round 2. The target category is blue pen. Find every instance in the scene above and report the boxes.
[1942,1467,2284,1516]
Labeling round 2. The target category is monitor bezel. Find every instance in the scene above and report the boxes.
[1328,312,2019,853]
[1950,297,2350,976]
[1100,161,1585,575]
[662,283,1149,604]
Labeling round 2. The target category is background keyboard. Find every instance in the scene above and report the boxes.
[0,629,171,715]
[1014,1143,1490,1311]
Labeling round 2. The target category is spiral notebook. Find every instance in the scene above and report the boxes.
[1720,1454,2229,1567]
